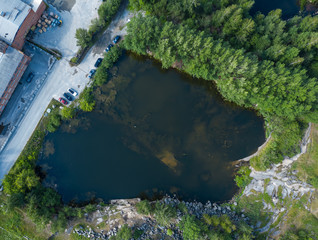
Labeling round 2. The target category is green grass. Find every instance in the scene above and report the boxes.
[236,194,271,226]
[293,123,318,189]
[278,193,318,239]
[0,196,50,240]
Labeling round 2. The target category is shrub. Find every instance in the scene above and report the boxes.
[98,0,122,23]
[178,202,188,214]
[167,228,173,236]
[234,166,252,188]
[61,106,76,119]
[94,65,108,86]
[154,202,177,226]
[84,204,96,213]
[179,215,207,240]
[51,211,67,233]
[46,111,62,133]
[79,88,95,112]
[110,224,132,240]
[135,200,152,215]
[75,28,92,48]
[70,57,78,64]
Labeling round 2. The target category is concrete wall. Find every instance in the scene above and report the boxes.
[12,1,46,50]
[0,54,31,114]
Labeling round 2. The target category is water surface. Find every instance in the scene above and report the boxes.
[38,54,265,203]
[251,0,300,18]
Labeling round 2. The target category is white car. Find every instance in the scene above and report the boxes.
[68,88,78,97]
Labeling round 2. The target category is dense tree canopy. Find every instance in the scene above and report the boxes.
[124,0,318,167]
[124,14,318,120]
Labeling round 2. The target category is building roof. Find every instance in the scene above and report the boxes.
[0,0,32,44]
[0,45,24,98]
[22,0,43,12]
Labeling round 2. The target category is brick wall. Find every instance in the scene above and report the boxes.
[0,54,31,114]
[12,1,46,50]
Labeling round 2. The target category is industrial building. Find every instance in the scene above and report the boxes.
[0,0,45,115]
[0,41,30,115]
[0,0,46,50]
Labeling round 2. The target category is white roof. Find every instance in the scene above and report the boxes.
[22,0,42,12]
[0,46,24,98]
[0,0,32,44]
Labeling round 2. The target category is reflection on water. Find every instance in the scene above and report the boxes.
[38,53,265,203]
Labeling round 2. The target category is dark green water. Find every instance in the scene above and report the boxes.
[38,54,265,203]
[252,0,299,18]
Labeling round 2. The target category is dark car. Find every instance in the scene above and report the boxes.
[59,97,68,105]
[63,92,73,102]
[88,69,96,79]
[94,58,103,68]
[105,44,113,52]
[26,72,34,83]
[113,35,121,44]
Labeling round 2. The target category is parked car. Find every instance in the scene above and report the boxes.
[113,35,121,44]
[26,72,34,83]
[88,69,96,79]
[63,92,73,102]
[105,44,113,52]
[94,58,103,68]
[68,88,78,97]
[59,97,68,105]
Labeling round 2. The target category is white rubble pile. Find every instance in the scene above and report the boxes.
[243,123,316,233]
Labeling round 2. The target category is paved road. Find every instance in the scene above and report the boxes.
[0,59,88,181]
[0,1,133,183]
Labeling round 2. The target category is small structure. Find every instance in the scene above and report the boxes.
[0,41,31,115]
[0,0,46,50]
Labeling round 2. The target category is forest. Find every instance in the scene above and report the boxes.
[124,0,318,169]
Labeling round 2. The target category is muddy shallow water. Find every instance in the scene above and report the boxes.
[38,53,265,203]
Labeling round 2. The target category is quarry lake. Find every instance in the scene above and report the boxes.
[38,53,265,203]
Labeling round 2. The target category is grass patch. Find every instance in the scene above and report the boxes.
[0,195,50,239]
[278,194,318,239]
[236,194,271,226]
[250,119,305,171]
[293,123,318,188]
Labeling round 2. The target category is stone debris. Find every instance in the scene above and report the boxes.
[243,123,316,234]
[71,196,249,240]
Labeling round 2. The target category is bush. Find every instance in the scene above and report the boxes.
[79,88,95,112]
[88,18,103,36]
[136,200,152,215]
[51,211,67,233]
[178,202,188,214]
[94,65,108,86]
[98,0,122,23]
[5,193,25,212]
[110,224,132,240]
[70,57,78,64]
[75,28,92,49]
[179,215,207,240]
[154,202,176,226]
[46,111,62,133]
[167,228,173,236]
[234,166,252,188]
[61,106,76,119]
[84,204,96,213]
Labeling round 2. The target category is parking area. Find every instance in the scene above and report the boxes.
[0,0,134,182]
[0,43,55,150]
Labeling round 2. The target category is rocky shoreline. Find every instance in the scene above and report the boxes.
[71,197,250,239]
